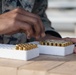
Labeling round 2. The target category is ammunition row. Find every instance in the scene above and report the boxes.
[40,41,73,47]
[16,44,37,50]
[45,40,69,44]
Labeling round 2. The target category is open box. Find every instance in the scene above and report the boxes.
[0,44,39,60]
[38,44,74,56]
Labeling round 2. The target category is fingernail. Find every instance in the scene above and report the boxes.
[27,34,31,39]
[27,36,30,39]
[41,33,46,37]
[36,36,40,39]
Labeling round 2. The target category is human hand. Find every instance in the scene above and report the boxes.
[0,8,45,39]
[37,34,76,53]
[73,46,76,53]
[37,34,62,41]
[63,37,76,53]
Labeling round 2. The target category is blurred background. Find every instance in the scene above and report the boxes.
[46,0,76,38]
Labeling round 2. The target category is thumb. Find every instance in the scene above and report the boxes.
[73,47,76,54]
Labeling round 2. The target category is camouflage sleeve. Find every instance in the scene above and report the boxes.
[32,0,61,38]
[0,0,2,14]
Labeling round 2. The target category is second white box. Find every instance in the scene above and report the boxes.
[38,45,74,56]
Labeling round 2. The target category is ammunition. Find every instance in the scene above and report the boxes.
[18,46,23,50]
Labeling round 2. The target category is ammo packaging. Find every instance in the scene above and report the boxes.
[16,44,37,50]
[40,40,73,47]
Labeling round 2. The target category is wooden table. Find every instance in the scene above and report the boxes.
[0,54,76,75]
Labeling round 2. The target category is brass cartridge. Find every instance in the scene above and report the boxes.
[45,42,49,45]
[51,42,54,46]
[54,43,58,46]
[40,41,45,45]
[23,47,27,50]
[18,46,23,50]
[57,43,62,47]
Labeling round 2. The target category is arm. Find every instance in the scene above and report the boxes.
[32,0,76,54]
[0,8,45,39]
[0,0,2,14]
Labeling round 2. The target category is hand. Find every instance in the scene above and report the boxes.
[74,46,76,53]
[37,34,76,53]
[63,37,76,53]
[0,8,45,39]
[37,34,62,41]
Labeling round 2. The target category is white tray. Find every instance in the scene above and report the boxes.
[0,44,39,60]
[38,45,74,56]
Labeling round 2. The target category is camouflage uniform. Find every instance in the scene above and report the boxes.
[0,0,61,44]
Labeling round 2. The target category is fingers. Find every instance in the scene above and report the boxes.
[12,8,45,38]
[1,7,45,39]
[3,19,34,39]
[64,37,76,44]
[14,14,41,37]
[70,38,76,43]
[15,21,34,39]
[73,47,76,54]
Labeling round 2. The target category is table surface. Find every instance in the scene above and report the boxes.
[0,54,76,75]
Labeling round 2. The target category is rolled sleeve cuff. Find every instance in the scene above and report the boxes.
[45,29,62,38]
[43,21,62,38]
